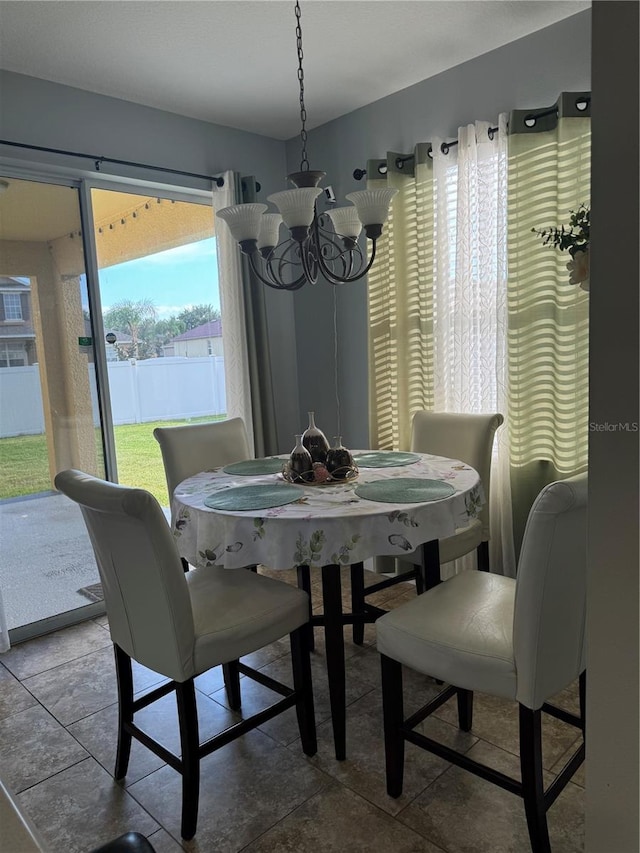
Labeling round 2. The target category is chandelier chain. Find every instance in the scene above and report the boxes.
[295,1,309,172]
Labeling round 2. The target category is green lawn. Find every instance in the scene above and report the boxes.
[0,416,223,504]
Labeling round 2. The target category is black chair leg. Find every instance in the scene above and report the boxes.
[113,645,133,780]
[222,660,241,710]
[297,564,314,652]
[176,680,200,841]
[380,654,405,798]
[420,539,441,591]
[477,541,490,572]
[519,705,551,853]
[290,626,317,756]
[457,688,473,732]
[350,562,366,645]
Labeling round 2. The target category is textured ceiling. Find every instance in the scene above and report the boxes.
[0,0,590,140]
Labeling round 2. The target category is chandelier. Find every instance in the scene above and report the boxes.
[216,1,397,291]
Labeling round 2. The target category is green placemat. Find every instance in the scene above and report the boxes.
[353,451,421,468]
[223,458,284,476]
[355,478,455,504]
[204,484,302,511]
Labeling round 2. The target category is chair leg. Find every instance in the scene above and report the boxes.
[350,562,366,645]
[222,661,241,710]
[290,626,317,756]
[380,654,405,798]
[176,680,200,841]
[113,645,134,781]
[519,705,551,853]
[477,541,490,572]
[420,539,441,591]
[457,688,473,732]
[297,564,314,652]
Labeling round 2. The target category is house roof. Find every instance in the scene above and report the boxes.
[170,320,222,342]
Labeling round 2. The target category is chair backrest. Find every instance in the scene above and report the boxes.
[410,411,504,539]
[513,473,588,710]
[153,417,251,501]
[54,469,196,682]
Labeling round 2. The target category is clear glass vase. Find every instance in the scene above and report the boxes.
[302,411,329,463]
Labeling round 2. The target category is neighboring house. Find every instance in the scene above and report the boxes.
[164,319,222,358]
[0,276,36,367]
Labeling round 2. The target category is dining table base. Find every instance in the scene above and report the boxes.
[298,539,441,761]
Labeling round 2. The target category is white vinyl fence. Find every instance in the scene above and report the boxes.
[0,357,226,438]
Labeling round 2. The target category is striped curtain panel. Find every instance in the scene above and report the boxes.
[367,144,435,452]
[507,93,590,552]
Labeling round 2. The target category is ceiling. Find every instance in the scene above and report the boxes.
[0,0,589,141]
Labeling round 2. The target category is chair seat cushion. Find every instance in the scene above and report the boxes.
[187,568,309,674]
[376,570,517,700]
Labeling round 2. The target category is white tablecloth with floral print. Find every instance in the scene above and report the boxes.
[172,452,483,570]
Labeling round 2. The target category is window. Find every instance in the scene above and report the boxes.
[0,342,27,367]
[2,293,23,321]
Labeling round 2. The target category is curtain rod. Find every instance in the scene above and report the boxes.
[353,126,499,180]
[352,93,591,181]
[0,139,225,186]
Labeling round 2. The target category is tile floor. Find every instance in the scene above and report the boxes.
[0,568,585,853]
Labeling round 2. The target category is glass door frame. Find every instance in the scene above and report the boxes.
[0,159,215,641]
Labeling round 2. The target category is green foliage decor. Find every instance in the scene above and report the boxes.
[531,203,590,257]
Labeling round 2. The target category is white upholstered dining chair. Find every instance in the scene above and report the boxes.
[377,473,587,853]
[350,410,503,644]
[54,469,316,842]
[153,417,251,521]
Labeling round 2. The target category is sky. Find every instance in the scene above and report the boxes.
[95,237,220,319]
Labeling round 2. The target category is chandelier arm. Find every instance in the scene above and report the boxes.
[248,250,306,291]
[315,238,379,285]
[300,240,319,285]
[267,239,310,289]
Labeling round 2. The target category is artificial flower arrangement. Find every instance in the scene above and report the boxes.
[532,203,590,291]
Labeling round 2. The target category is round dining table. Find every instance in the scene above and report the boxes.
[172,450,483,760]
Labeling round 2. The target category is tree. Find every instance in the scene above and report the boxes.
[145,316,183,358]
[176,304,220,331]
[103,299,157,360]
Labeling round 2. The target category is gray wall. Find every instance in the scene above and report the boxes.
[586,2,639,849]
[287,9,592,447]
[0,70,301,450]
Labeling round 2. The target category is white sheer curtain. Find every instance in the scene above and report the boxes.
[212,171,255,454]
[432,115,516,577]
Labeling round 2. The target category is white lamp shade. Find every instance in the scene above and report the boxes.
[257,213,283,250]
[267,188,322,228]
[216,203,267,242]
[324,206,362,240]
[345,188,398,226]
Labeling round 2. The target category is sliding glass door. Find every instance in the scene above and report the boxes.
[0,176,108,640]
[0,176,223,643]
[89,187,223,508]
